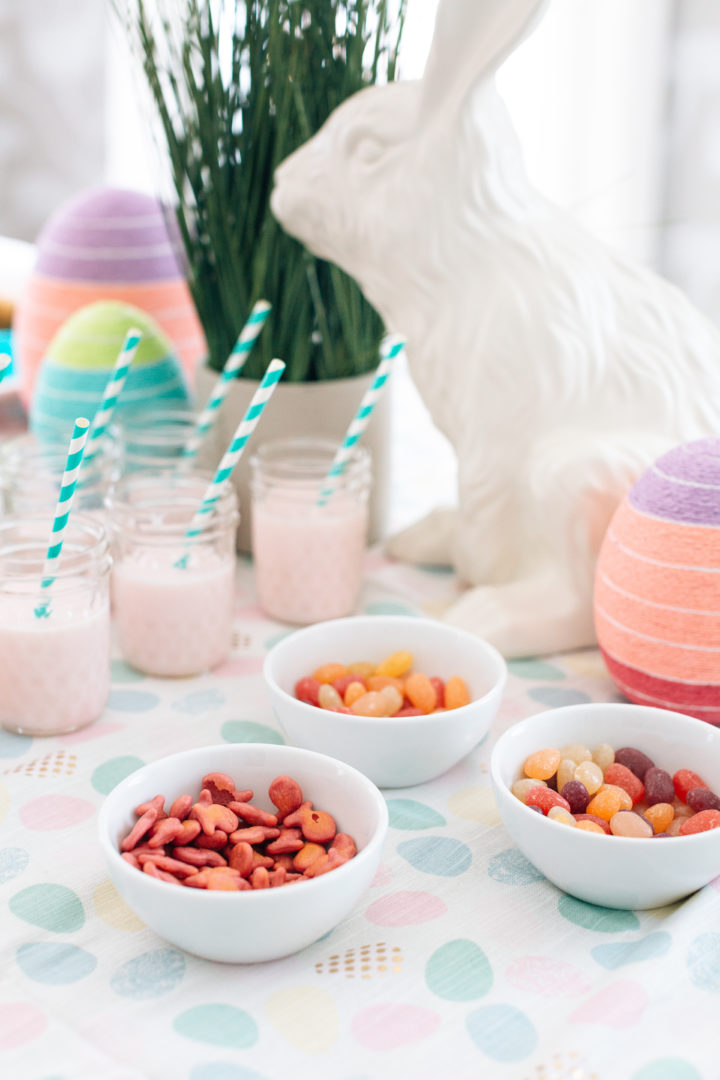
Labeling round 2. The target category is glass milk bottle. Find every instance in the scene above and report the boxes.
[250,437,371,624]
[107,471,239,676]
[118,409,198,473]
[0,430,122,516]
[0,515,111,735]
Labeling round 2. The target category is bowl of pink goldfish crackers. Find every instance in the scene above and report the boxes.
[491,702,720,909]
[264,615,506,787]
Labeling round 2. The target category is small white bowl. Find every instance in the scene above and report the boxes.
[491,702,720,910]
[98,743,388,963]
[264,615,507,788]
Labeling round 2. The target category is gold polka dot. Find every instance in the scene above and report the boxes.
[393,965,402,973]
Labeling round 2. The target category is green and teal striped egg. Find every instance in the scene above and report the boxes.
[30,301,191,439]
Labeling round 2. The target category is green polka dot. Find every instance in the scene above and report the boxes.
[387,799,446,830]
[633,1061,702,1080]
[221,721,284,745]
[173,1004,258,1049]
[10,884,84,933]
[362,601,419,616]
[426,939,493,1001]
[0,730,33,758]
[558,895,640,933]
[91,756,145,795]
[265,630,294,649]
[508,659,565,680]
[111,659,146,684]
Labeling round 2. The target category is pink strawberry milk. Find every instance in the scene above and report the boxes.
[0,516,111,735]
[251,438,370,624]
[107,471,239,676]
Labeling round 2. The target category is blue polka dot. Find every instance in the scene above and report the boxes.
[488,849,544,886]
[221,720,284,745]
[17,943,97,984]
[592,932,672,969]
[362,601,419,616]
[265,630,293,649]
[91,756,145,795]
[528,687,591,708]
[466,1004,537,1062]
[189,1066,268,1080]
[110,659,146,684]
[173,1004,258,1048]
[0,847,30,885]
[387,799,446,830]
[507,659,564,681]
[426,939,493,1000]
[632,1062,702,1080]
[687,933,720,992]
[172,689,226,715]
[558,895,639,932]
[110,948,186,999]
[397,837,471,877]
[107,689,160,713]
[0,730,33,758]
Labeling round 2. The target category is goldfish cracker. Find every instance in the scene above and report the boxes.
[404,672,437,714]
[445,675,471,710]
[375,650,414,677]
[313,663,347,684]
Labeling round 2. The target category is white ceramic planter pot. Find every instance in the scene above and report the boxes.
[194,365,391,551]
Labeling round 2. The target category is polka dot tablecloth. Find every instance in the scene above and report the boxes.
[0,553,716,1080]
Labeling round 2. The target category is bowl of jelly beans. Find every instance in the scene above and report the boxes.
[98,742,388,963]
[264,615,506,787]
[491,702,720,909]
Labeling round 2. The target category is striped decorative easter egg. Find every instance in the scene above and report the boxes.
[594,438,720,724]
[13,187,205,406]
[30,301,190,439]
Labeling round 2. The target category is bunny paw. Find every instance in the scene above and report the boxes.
[385,507,457,567]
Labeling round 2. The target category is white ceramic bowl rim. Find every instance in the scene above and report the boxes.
[263,615,507,726]
[491,703,720,847]
[98,743,389,900]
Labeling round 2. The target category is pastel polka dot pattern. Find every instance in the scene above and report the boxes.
[91,756,145,795]
[687,933,720,992]
[0,730,33,757]
[10,884,85,933]
[110,949,186,999]
[365,892,447,926]
[107,689,160,713]
[446,787,501,826]
[507,659,564,680]
[505,956,591,997]
[0,847,29,886]
[220,720,284,745]
[570,980,648,1027]
[0,782,9,824]
[351,1005,442,1050]
[93,880,145,933]
[0,1003,47,1050]
[386,799,446,830]
[362,602,418,616]
[110,659,146,684]
[465,1004,538,1061]
[172,689,226,715]
[487,849,544,886]
[425,940,493,1001]
[397,837,472,877]
[20,795,96,831]
[17,943,97,984]
[591,933,672,970]
[558,896,640,933]
[265,987,338,1054]
[172,1005,258,1049]
[528,687,591,708]
[632,1061,703,1080]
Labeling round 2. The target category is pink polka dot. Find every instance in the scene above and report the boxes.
[233,605,266,621]
[57,722,125,746]
[352,1004,441,1051]
[0,1003,47,1050]
[214,655,265,677]
[371,863,393,888]
[20,794,96,830]
[506,956,592,997]
[365,890,447,926]
[570,980,648,1028]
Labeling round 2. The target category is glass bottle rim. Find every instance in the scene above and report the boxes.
[250,436,371,489]
[0,513,111,586]
[106,468,239,542]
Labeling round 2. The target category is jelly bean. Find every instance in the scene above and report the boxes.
[445,675,471,710]
[609,811,653,838]
[523,748,561,782]
[295,676,322,706]
[673,768,710,803]
[599,784,633,811]
[333,673,366,699]
[687,787,720,813]
[547,806,576,827]
[560,781,590,815]
[318,683,344,711]
[545,771,558,791]
[526,787,571,815]
[643,802,674,834]
[672,798,694,818]
[644,768,675,807]
[394,706,424,717]
[614,747,654,780]
[404,672,437,714]
[603,763,645,805]
[511,778,547,803]
[573,813,611,833]
[592,743,615,772]
[429,677,445,708]
[379,685,404,716]
[344,681,367,708]
[366,675,405,694]
[527,804,544,815]
[679,809,720,835]
[586,788,624,821]
[313,663,347,684]
[350,691,387,717]
[375,651,414,678]
[560,743,592,765]
[575,819,605,834]
[347,661,376,678]
[574,761,603,795]
[665,816,686,836]
[557,759,577,791]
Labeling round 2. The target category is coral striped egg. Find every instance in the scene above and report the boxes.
[594,439,720,724]
[13,187,205,406]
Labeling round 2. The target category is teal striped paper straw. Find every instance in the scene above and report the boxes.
[182,301,271,462]
[85,328,141,459]
[175,358,285,567]
[317,334,405,505]
[34,417,91,618]
[0,356,10,383]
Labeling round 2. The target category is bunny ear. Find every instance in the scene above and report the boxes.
[420,0,549,120]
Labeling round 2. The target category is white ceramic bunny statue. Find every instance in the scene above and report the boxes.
[271,0,720,657]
